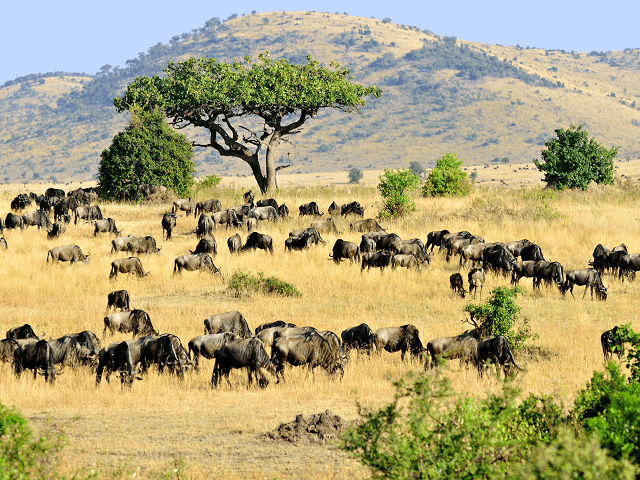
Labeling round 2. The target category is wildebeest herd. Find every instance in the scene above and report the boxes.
[0,186,629,389]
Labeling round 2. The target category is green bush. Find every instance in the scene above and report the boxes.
[195,174,222,194]
[228,270,301,297]
[377,168,420,219]
[422,152,472,197]
[348,167,363,184]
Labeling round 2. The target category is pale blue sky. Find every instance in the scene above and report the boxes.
[2,0,638,84]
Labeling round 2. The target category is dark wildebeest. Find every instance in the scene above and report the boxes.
[95,340,140,387]
[250,206,278,222]
[373,233,401,252]
[511,260,538,286]
[341,323,376,355]
[298,201,323,216]
[6,324,40,340]
[227,204,252,216]
[138,183,168,197]
[311,217,340,234]
[5,213,25,230]
[242,232,273,254]
[0,338,18,363]
[11,193,31,211]
[47,245,90,265]
[360,235,376,254]
[212,337,275,388]
[254,321,297,335]
[53,199,70,223]
[107,290,130,312]
[562,269,607,300]
[256,198,278,210]
[601,326,624,361]
[520,244,545,262]
[195,199,223,216]
[374,325,424,361]
[68,188,90,204]
[328,201,339,215]
[94,218,121,237]
[66,331,101,361]
[532,261,564,290]
[47,222,66,239]
[425,331,478,369]
[361,251,392,271]
[285,234,314,252]
[47,336,96,367]
[45,187,65,198]
[191,235,218,256]
[102,310,158,338]
[330,239,360,264]
[111,235,138,253]
[506,239,532,258]
[350,218,384,233]
[278,203,289,218]
[127,236,161,255]
[196,214,214,239]
[227,233,242,254]
[23,210,52,230]
[173,253,220,275]
[204,311,252,338]
[109,257,149,279]
[319,330,349,367]
[172,198,195,217]
[89,205,103,222]
[242,189,255,204]
[13,340,61,383]
[162,213,177,240]
[476,335,520,378]
[271,332,343,382]
[450,273,466,297]
[482,244,515,276]
[468,268,486,300]
[187,332,239,370]
[341,201,364,216]
[618,254,640,282]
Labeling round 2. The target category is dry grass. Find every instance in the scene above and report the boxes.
[1,181,639,478]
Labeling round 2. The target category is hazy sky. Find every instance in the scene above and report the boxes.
[2,0,638,84]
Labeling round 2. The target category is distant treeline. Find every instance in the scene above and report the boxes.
[2,71,91,89]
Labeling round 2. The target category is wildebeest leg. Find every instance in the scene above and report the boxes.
[582,285,589,299]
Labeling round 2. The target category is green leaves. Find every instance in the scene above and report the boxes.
[422,152,472,197]
[534,124,618,190]
[377,168,420,219]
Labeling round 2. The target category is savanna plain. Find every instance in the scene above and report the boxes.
[1,178,639,479]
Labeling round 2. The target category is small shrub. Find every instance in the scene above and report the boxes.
[228,270,301,297]
[348,167,363,184]
[423,152,472,197]
[377,168,420,219]
[195,174,222,193]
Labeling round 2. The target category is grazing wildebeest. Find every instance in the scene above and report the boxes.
[520,244,545,262]
[289,227,326,245]
[391,254,421,271]
[66,331,101,361]
[227,233,242,254]
[426,229,450,253]
[390,240,428,262]
[618,254,640,282]
[361,251,392,271]
[350,218,384,233]
[562,269,607,300]
[468,268,486,300]
[5,213,25,230]
[0,338,18,363]
[482,244,515,276]
[47,222,66,239]
[328,201,339,215]
[204,311,252,338]
[506,239,532,258]
[47,245,90,265]
[47,336,96,367]
[341,323,376,354]
[107,290,130,312]
[109,257,148,279]
[174,253,220,275]
[271,332,343,382]
[374,325,423,361]
[195,199,223,216]
[95,340,141,387]
[278,203,289,218]
[250,206,278,221]
[246,217,259,231]
[311,217,340,234]
[254,321,297,335]
[172,198,195,216]
[111,235,138,253]
[450,273,466,297]
[511,260,538,286]
[191,235,217,256]
[285,234,314,252]
[138,183,168,197]
[196,214,214,239]
[89,205,103,222]
[298,202,323,216]
[6,324,40,340]
[319,330,349,367]
[341,201,364,217]
[330,239,360,264]
[102,310,158,337]
[532,261,564,290]
[242,232,273,254]
[227,204,251,216]
[162,213,177,240]
[127,236,161,255]
[373,233,401,252]
[13,340,60,383]
[476,335,520,378]
[601,326,624,361]
[211,337,275,388]
[425,331,478,369]
[23,209,52,230]
[11,193,31,211]
[93,218,121,237]
[187,332,239,370]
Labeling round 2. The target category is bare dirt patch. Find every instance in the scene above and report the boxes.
[264,410,353,445]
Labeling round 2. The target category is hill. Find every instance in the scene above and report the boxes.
[1,11,639,185]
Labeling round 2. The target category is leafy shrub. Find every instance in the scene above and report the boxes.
[422,152,472,197]
[408,160,424,176]
[377,168,420,219]
[348,167,363,184]
[195,174,222,193]
[228,270,301,297]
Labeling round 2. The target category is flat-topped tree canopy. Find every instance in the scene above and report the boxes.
[114,53,381,192]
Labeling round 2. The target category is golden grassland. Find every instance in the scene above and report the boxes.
[1,180,640,478]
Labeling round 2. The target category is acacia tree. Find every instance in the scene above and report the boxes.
[114,53,381,193]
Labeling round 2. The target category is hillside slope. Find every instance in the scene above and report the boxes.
[1,11,639,184]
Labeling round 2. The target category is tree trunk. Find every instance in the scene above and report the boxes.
[246,156,268,193]
[264,132,281,192]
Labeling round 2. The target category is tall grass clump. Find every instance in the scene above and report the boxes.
[227,270,301,297]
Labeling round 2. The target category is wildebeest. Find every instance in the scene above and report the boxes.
[242,189,255,204]
[319,330,349,367]
[256,326,316,350]
[191,235,217,256]
[162,213,177,240]
[374,325,423,361]
[468,268,486,300]
[5,213,25,230]
[138,183,168,197]
[250,206,278,222]
[482,244,515,275]
[204,311,252,338]
[618,254,640,282]
[242,232,273,254]
[256,198,278,210]
[11,193,31,211]
[341,324,376,354]
[277,204,289,218]
[47,221,66,239]
[289,227,326,245]
[350,218,384,233]
[562,268,607,300]
[391,254,422,271]
[227,233,242,254]
[254,321,297,335]
[450,273,466,297]
[173,253,220,275]
[196,214,214,239]
[373,233,401,252]
[246,217,259,231]
[601,326,624,361]
[187,332,239,370]
[511,260,538,286]
[341,201,364,216]
[0,338,18,363]
[66,331,101,360]
[111,235,138,253]
[298,201,323,216]
[476,335,520,378]
[95,340,140,387]
[102,310,158,337]
[330,239,360,264]
[45,187,65,198]
[285,234,314,252]
[212,337,275,388]
[390,239,428,262]
[47,335,96,367]
[94,218,121,236]
[328,201,339,215]
[127,236,161,255]
[271,332,343,381]
[47,245,90,265]
[360,235,376,254]
[425,331,478,369]
[23,209,52,230]
[89,205,103,222]
[361,251,392,271]
[109,257,148,279]
[13,340,61,383]
[195,199,223,216]
[74,205,90,225]
[172,198,195,216]
[6,324,40,340]
[311,217,340,234]
[425,229,450,253]
[107,290,130,312]
[506,239,532,258]
[532,261,564,290]
[520,244,545,262]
